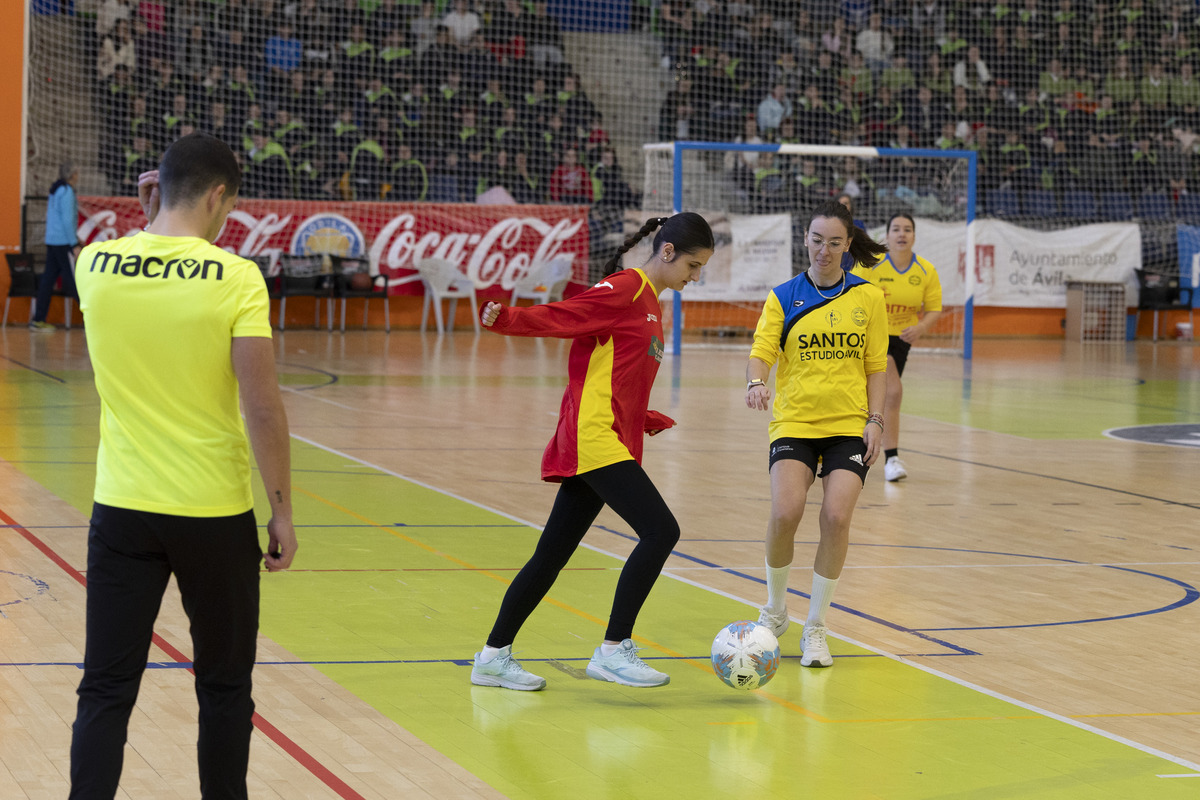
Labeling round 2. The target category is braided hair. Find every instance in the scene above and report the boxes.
[807,199,887,269]
[601,211,715,276]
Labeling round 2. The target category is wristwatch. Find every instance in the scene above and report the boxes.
[747,379,766,391]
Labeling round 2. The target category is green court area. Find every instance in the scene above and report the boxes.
[257,443,1196,799]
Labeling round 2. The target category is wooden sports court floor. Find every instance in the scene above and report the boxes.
[2,326,1199,798]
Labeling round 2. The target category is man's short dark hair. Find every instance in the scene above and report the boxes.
[158,132,242,208]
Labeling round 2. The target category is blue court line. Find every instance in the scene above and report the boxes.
[594,525,978,656]
[0,355,67,384]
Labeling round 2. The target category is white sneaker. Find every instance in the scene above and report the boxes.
[585,639,670,687]
[470,645,546,691]
[800,623,833,668]
[884,456,908,482]
[757,606,790,638]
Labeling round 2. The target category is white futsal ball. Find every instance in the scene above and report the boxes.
[711,620,780,691]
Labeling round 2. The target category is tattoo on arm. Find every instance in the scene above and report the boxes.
[275,490,283,505]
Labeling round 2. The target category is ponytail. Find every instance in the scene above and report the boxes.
[602,211,715,276]
[806,199,886,270]
[602,216,668,276]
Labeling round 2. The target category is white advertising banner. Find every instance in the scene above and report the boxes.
[871,218,1141,308]
[623,211,792,303]
[970,219,1141,307]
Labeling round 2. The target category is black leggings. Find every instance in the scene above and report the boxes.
[487,460,681,647]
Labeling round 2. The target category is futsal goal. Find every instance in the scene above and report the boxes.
[637,141,977,359]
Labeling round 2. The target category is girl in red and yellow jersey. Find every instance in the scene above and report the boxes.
[746,200,888,670]
[469,212,714,691]
[852,213,943,482]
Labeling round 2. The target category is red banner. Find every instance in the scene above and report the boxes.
[76,197,591,298]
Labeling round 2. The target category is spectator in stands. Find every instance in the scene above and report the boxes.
[922,51,952,98]
[410,1,440,56]
[840,51,873,101]
[910,0,948,60]
[821,16,849,62]
[1141,60,1171,131]
[557,73,596,138]
[953,45,991,96]
[658,73,697,141]
[659,1,697,69]
[329,0,367,45]
[879,52,915,96]
[443,0,482,45]
[123,134,158,192]
[510,150,543,203]
[179,24,213,85]
[1129,136,1163,192]
[855,13,894,84]
[97,0,133,41]
[528,1,566,76]
[206,100,236,149]
[341,24,378,94]
[1092,94,1121,145]
[163,93,195,142]
[549,147,592,203]
[487,0,531,67]
[582,113,610,167]
[296,150,338,200]
[998,129,1034,190]
[725,114,764,195]
[795,83,834,145]
[390,142,429,201]
[1160,135,1190,199]
[1104,54,1138,108]
[523,75,556,129]
[350,115,392,200]
[1113,23,1145,73]
[246,128,293,198]
[272,107,315,162]
[373,0,411,43]
[226,64,259,122]
[865,85,902,144]
[97,17,137,90]
[1172,61,1200,130]
[757,83,793,138]
[592,147,638,210]
[265,23,303,96]
[1038,58,1072,100]
[493,104,527,155]
[476,148,514,198]
[461,32,500,94]
[908,85,944,147]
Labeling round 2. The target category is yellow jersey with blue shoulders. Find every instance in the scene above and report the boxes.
[853,253,942,335]
[75,232,273,517]
[750,272,888,441]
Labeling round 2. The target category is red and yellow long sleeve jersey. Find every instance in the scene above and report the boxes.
[491,268,665,481]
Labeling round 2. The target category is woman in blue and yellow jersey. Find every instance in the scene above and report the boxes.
[746,200,888,669]
[852,213,942,482]
[469,212,714,692]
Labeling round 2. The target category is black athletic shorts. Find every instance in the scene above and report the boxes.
[888,335,912,377]
[768,435,870,483]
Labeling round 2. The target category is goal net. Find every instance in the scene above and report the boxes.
[639,142,976,359]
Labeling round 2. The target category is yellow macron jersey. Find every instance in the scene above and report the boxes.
[853,253,943,336]
[76,233,273,516]
[750,272,888,440]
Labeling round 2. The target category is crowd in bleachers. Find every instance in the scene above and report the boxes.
[651,0,1200,217]
[89,0,639,208]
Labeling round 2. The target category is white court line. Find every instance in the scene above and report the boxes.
[290,433,1200,777]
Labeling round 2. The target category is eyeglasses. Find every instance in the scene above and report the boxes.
[808,235,847,251]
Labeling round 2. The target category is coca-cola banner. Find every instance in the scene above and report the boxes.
[76,197,590,298]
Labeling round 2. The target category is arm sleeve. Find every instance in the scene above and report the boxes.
[748,291,785,368]
[492,271,640,340]
[231,262,274,339]
[923,259,943,312]
[864,287,889,375]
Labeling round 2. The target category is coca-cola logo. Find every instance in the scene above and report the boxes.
[369,214,585,290]
[76,200,588,291]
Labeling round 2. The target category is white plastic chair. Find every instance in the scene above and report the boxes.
[510,254,574,305]
[415,257,481,334]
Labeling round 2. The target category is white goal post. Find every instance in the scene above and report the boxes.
[641,141,977,360]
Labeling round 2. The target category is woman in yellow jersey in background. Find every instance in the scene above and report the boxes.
[745,200,888,668]
[852,213,942,482]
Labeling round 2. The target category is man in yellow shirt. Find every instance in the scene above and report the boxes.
[69,133,296,800]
